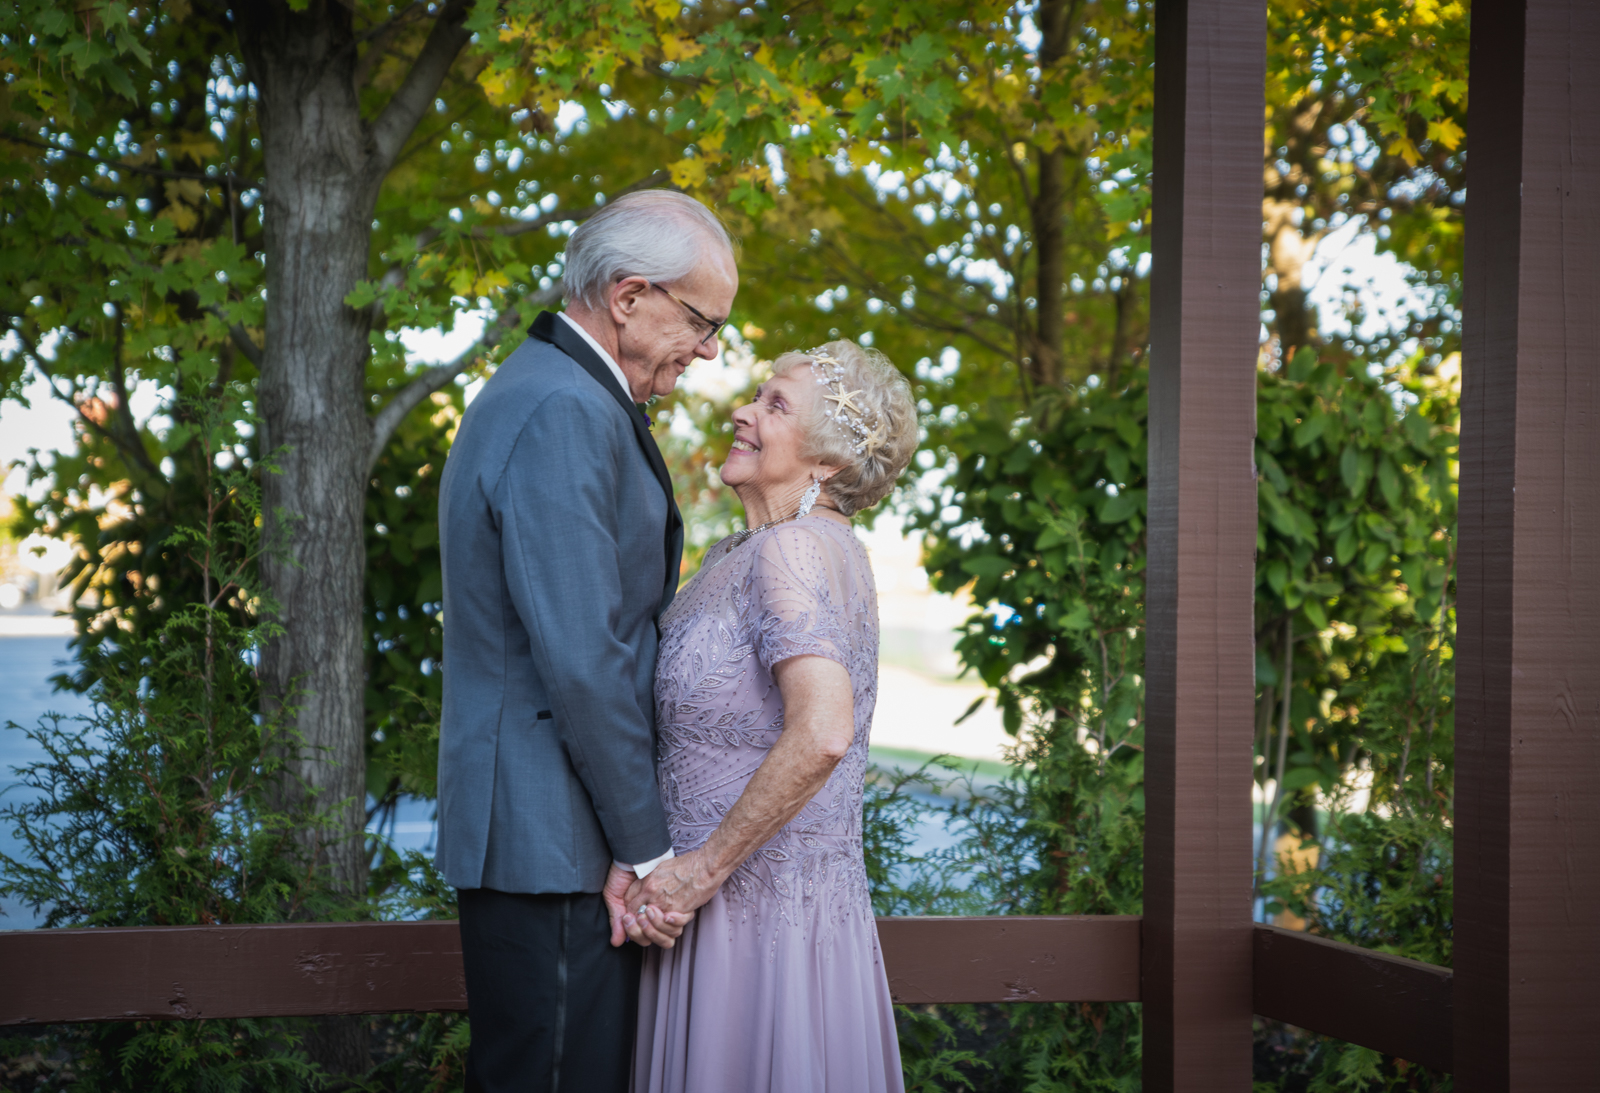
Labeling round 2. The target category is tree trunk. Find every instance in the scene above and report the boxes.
[234,1,376,902]
[1028,0,1075,389]
[230,0,471,899]
[1262,197,1322,358]
[231,4,378,1077]
[229,0,473,1075]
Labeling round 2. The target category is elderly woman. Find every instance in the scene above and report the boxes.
[622,340,917,1092]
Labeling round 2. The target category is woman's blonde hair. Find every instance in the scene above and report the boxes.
[770,340,917,516]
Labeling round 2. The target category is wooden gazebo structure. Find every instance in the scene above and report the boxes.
[5,0,1596,1087]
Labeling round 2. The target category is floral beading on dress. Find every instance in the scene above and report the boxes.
[653,518,879,941]
[634,514,905,1093]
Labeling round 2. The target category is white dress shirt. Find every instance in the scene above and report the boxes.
[557,313,676,881]
[558,311,633,401]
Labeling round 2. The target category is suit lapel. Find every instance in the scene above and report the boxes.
[528,311,684,603]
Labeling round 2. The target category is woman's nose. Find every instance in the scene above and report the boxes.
[731,401,755,427]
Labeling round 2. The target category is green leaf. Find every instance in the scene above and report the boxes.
[1265,559,1289,595]
[1403,411,1432,447]
[1334,525,1358,565]
[960,555,1011,580]
[1293,412,1330,449]
[1105,446,1131,484]
[1001,444,1033,474]
[1288,346,1318,382]
[1281,766,1322,792]
[100,61,138,103]
[1257,449,1290,493]
[953,695,986,726]
[1339,444,1362,494]
[1301,596,1328,630]
[1098,491,1140,524]
[1377,456,1402,508]
[1361,397,1387,438]
[1256,648,1281,687]
[1059,602,1092,631]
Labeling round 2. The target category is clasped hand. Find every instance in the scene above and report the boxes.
[602,851,721,949]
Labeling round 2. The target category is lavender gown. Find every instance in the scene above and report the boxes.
[632,515,904,1093]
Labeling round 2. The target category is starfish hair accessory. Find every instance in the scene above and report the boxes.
[808,350,889,458]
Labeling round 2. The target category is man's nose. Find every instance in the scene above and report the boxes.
[693,336,720,361]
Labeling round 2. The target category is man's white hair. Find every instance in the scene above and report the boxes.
[562,190,734,309]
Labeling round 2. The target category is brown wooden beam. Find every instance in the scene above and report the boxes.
[1455,2,1600,1088]
[7,915,1473,1076]
[1143,0,1265,1087]
[878,915,1141,1004]
[0,921,470,1025]
[1,916,1144,1025]
[1252,925,1453,1073]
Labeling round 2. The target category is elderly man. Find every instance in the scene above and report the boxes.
[436,190,737,1093]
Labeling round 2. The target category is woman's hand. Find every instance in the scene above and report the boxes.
[625,655,855,929]
[607,862,694,948]
[623,848,722,920]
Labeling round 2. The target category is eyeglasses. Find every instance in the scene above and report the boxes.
[650,282,727,347]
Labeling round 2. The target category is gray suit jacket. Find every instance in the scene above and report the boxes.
[434,311,683,894]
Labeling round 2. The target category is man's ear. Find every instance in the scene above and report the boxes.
[609,276,650,323]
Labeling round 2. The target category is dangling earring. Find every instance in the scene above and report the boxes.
[797,475,823,518]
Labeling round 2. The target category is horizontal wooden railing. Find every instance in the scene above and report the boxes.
[1252,925,1453,1073]
[2,917,1451,1070]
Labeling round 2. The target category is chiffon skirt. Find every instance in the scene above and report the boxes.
[631,886,904,1093]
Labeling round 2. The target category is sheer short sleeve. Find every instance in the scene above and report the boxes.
[749,524,859,672]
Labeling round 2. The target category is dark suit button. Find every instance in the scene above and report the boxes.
[536,710,553,720]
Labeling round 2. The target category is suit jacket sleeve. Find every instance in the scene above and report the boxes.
[494,387,673,866]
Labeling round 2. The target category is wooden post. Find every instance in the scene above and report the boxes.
[1143,0,1264,1087]
[1456,1,1600,1088]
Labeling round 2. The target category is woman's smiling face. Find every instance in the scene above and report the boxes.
[720,370,831,502]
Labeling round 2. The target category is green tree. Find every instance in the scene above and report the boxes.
[0,405,335,1091]
[0,1,684,905]
[1262,0,1468,359]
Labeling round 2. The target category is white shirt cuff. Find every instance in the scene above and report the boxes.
[615,847,675,879]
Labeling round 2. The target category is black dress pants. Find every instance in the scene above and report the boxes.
[458,886,642,1093]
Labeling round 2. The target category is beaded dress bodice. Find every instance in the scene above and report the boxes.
[653,515,878,938]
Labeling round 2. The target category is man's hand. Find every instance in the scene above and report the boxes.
[602,863,638,948]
